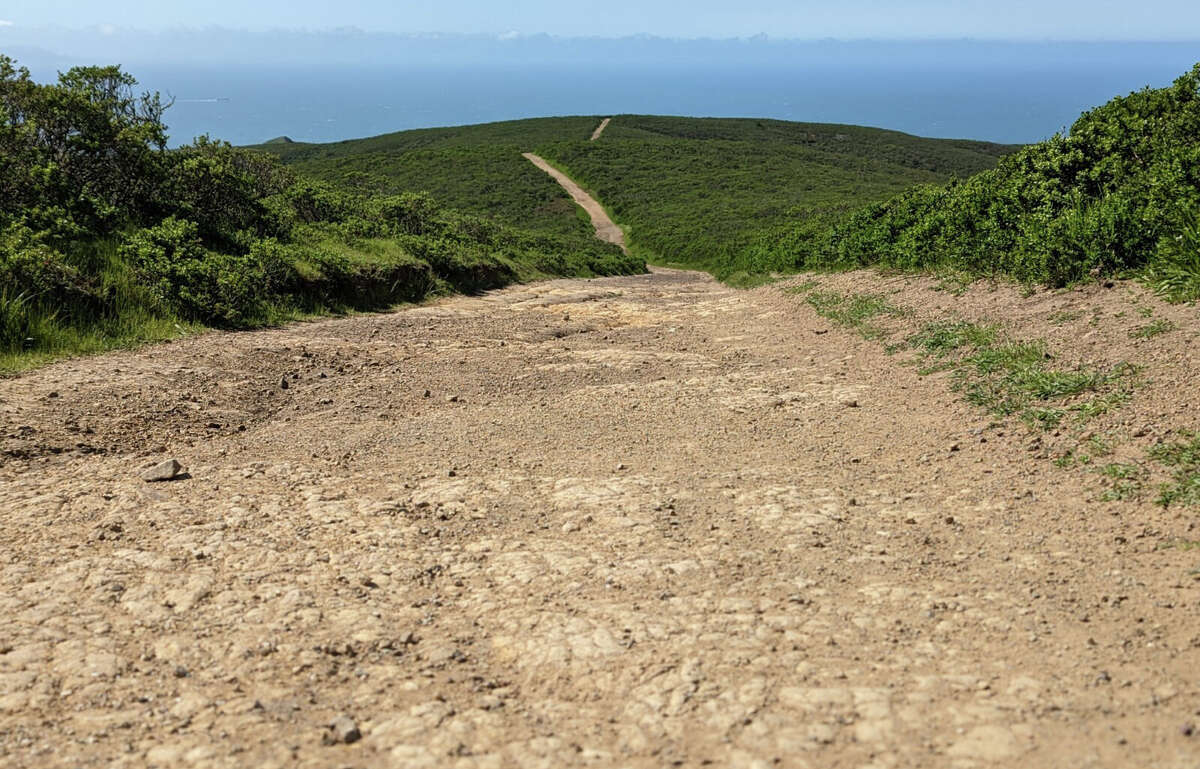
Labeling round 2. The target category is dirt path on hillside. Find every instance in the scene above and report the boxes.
[523,152,626,252]
[590,117,612,141]
[2,269,1200,768]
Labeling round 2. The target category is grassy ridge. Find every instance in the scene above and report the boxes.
[257,114,1016,282]
[537,117,1016,277]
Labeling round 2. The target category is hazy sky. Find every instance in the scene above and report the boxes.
[4,0,1200,39]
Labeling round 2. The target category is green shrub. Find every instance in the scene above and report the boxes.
[764,63,1200,291]
[371,192,442,236]
[121,217,277,326]
[159,136,295,247]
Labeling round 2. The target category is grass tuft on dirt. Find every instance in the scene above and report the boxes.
[1149,433,1200,507]
[806,291,909,339]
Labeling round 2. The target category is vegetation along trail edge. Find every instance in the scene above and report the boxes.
[523,151,627,252]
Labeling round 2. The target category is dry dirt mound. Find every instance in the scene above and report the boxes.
[1,268,1198,768]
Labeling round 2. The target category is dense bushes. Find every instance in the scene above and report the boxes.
[0,56,641,368]
[764,64,1200,295]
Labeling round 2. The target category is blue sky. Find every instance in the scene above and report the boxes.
[4,0,1200,39]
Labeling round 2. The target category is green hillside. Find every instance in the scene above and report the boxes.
[0,61,639,372]
[756,64,1200,298]
[256,115,1018,281]
[252,117,603,237]
[538,117,1016,278]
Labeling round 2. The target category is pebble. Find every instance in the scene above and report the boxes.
[325,715,361,745]
[840,398,859,408]
[141,459,185,482]
[280,377,289,390]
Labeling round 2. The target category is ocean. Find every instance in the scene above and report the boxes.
[20,40,1200,147]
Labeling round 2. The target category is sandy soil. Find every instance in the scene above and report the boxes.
[590,118,612,141]
[522,153,626,252]
[2,267,1199,768]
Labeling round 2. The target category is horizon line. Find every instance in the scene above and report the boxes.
[4,25,1200,44]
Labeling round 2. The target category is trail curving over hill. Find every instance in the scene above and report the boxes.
[523,151,626,252]
[590,117,612,141]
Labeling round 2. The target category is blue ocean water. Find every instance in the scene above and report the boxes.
[31,43,1199,147]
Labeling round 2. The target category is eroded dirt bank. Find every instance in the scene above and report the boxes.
[1,268,1199,768]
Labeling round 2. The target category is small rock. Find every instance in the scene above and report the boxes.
[479,695,505,711]
[141,459,185,483]
[616,463,627,471]
[447,469,457,477]
[944,515,956,525]
[423,389,431,398]
[174,666,189,678]
[447,395,460,403]
[279,377,289,390]
[840,398,859,408]
[949,443,961,452]
[325,715,361,745]
[1182,723,1195,737]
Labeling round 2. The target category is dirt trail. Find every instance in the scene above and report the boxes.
[523,152,626,252]
[590,117,612,141]
[2,268,1200,769]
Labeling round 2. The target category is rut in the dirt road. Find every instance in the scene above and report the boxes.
[1,268,1199,769]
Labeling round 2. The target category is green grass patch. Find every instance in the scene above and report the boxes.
[1048,310,1084,326]
[899,316,1138,432]
[806,291,908,339]
[1130,318,1177,339]
[1157,538,1200,551]
[908,321,998,358]
[1149,432,1200,507]
[782,280,819,295]
[724,271,780,289]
